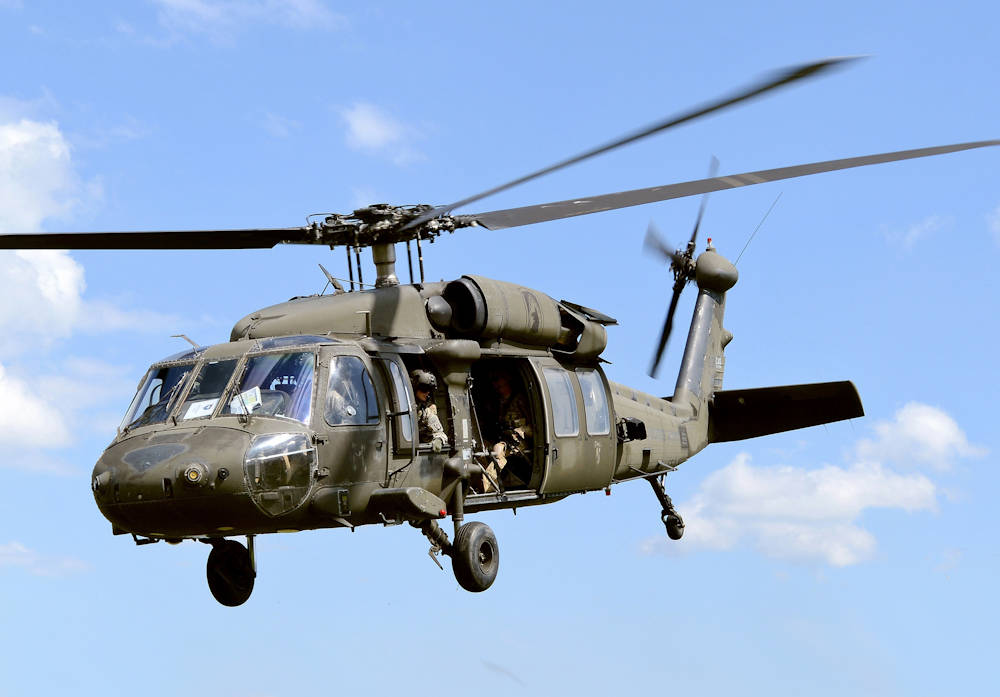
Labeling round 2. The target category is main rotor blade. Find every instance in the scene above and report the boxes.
[404,56,861,231]
[649,278,686,378]
[0,227,313,250]
[467,139,1000,230]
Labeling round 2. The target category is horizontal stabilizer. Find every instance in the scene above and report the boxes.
[709,381,863,443]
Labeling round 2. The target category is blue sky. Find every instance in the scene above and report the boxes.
[0,1,997,695]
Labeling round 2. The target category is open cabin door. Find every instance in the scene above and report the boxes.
[530,357,615,494]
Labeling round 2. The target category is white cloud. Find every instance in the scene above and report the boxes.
[855,402,985,470]
[989,204,1000,246]
[0,541,89,576]
[0,119,83,233]
[644,454,936,566]
[881,215,950,249]
[260,111,299,139]
[350,186,386,209]
[0,108,179,472]
[0,363,72,448]
[0,112,180,353]
[152,0,341,37]
[0,251,179,355]
[0,251,85,350]
[643,402,982,567]
[0,357,136,471]
[340,102,423,166]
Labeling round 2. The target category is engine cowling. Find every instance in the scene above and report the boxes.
[426,275,608,359]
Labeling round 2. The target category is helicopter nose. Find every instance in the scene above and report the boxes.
[92,426,255,536]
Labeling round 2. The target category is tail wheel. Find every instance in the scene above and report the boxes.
[662,512,685,540]
[451,521,499,592]
[206,540,255,607]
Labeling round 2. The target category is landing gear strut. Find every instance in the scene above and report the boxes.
[647,475,685,540]
[206,537,256,606]
[415,479,500,592]
[416,518,500,592]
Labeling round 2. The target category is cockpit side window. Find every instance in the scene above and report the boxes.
[385,359,413,442]
[121,363,196,430]
[221,351,316,424]
[325,355,379,426]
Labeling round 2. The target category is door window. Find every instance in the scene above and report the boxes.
[576,369,611,435]
[542,368,579,437]
[325,355,379,426]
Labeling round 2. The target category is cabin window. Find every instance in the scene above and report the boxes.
[325,355,379,426]
[221,351,315,424]
[576,369,610,435]
[385,360,414,442]
[543,368,579,437]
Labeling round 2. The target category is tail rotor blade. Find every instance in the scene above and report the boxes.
[649,279,685,378]
[643,221,681,264]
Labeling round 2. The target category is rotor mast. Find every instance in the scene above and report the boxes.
[372,242,400,287]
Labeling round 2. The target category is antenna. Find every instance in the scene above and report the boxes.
[318,263,345,294]
[735,192,782,265]
[171,334,201,349]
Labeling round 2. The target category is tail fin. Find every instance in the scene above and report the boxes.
[671,285,732,416]
[669,282,731,456]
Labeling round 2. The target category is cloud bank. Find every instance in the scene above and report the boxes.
[643,402,984,566]
[0,104,177,472]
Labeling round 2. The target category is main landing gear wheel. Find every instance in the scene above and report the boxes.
[451,521,499,592]
[206,539,255,607]
[662,512,685,540]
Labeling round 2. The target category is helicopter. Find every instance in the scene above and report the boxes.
[1,57,996,606]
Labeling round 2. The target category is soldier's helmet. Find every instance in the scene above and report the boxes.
[410,369,437,391]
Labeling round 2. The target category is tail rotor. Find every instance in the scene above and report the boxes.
[644,157,719,378]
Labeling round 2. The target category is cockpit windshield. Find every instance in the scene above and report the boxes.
[121,363,196,431]
[178,358,239,421]
[221,351,315,424]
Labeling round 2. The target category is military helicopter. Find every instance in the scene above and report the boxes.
[2,57,996,606]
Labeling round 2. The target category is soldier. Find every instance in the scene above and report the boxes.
[410,369,447,453]
[480,368,533,492]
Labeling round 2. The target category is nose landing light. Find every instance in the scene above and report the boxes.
[183,462,209,486]
[92,470,112,493]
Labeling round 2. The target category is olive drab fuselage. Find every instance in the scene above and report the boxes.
[92,270,729,541]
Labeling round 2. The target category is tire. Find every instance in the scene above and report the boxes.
[206,540,255,607]
[665,515,685,541]
[451,521,499,592]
